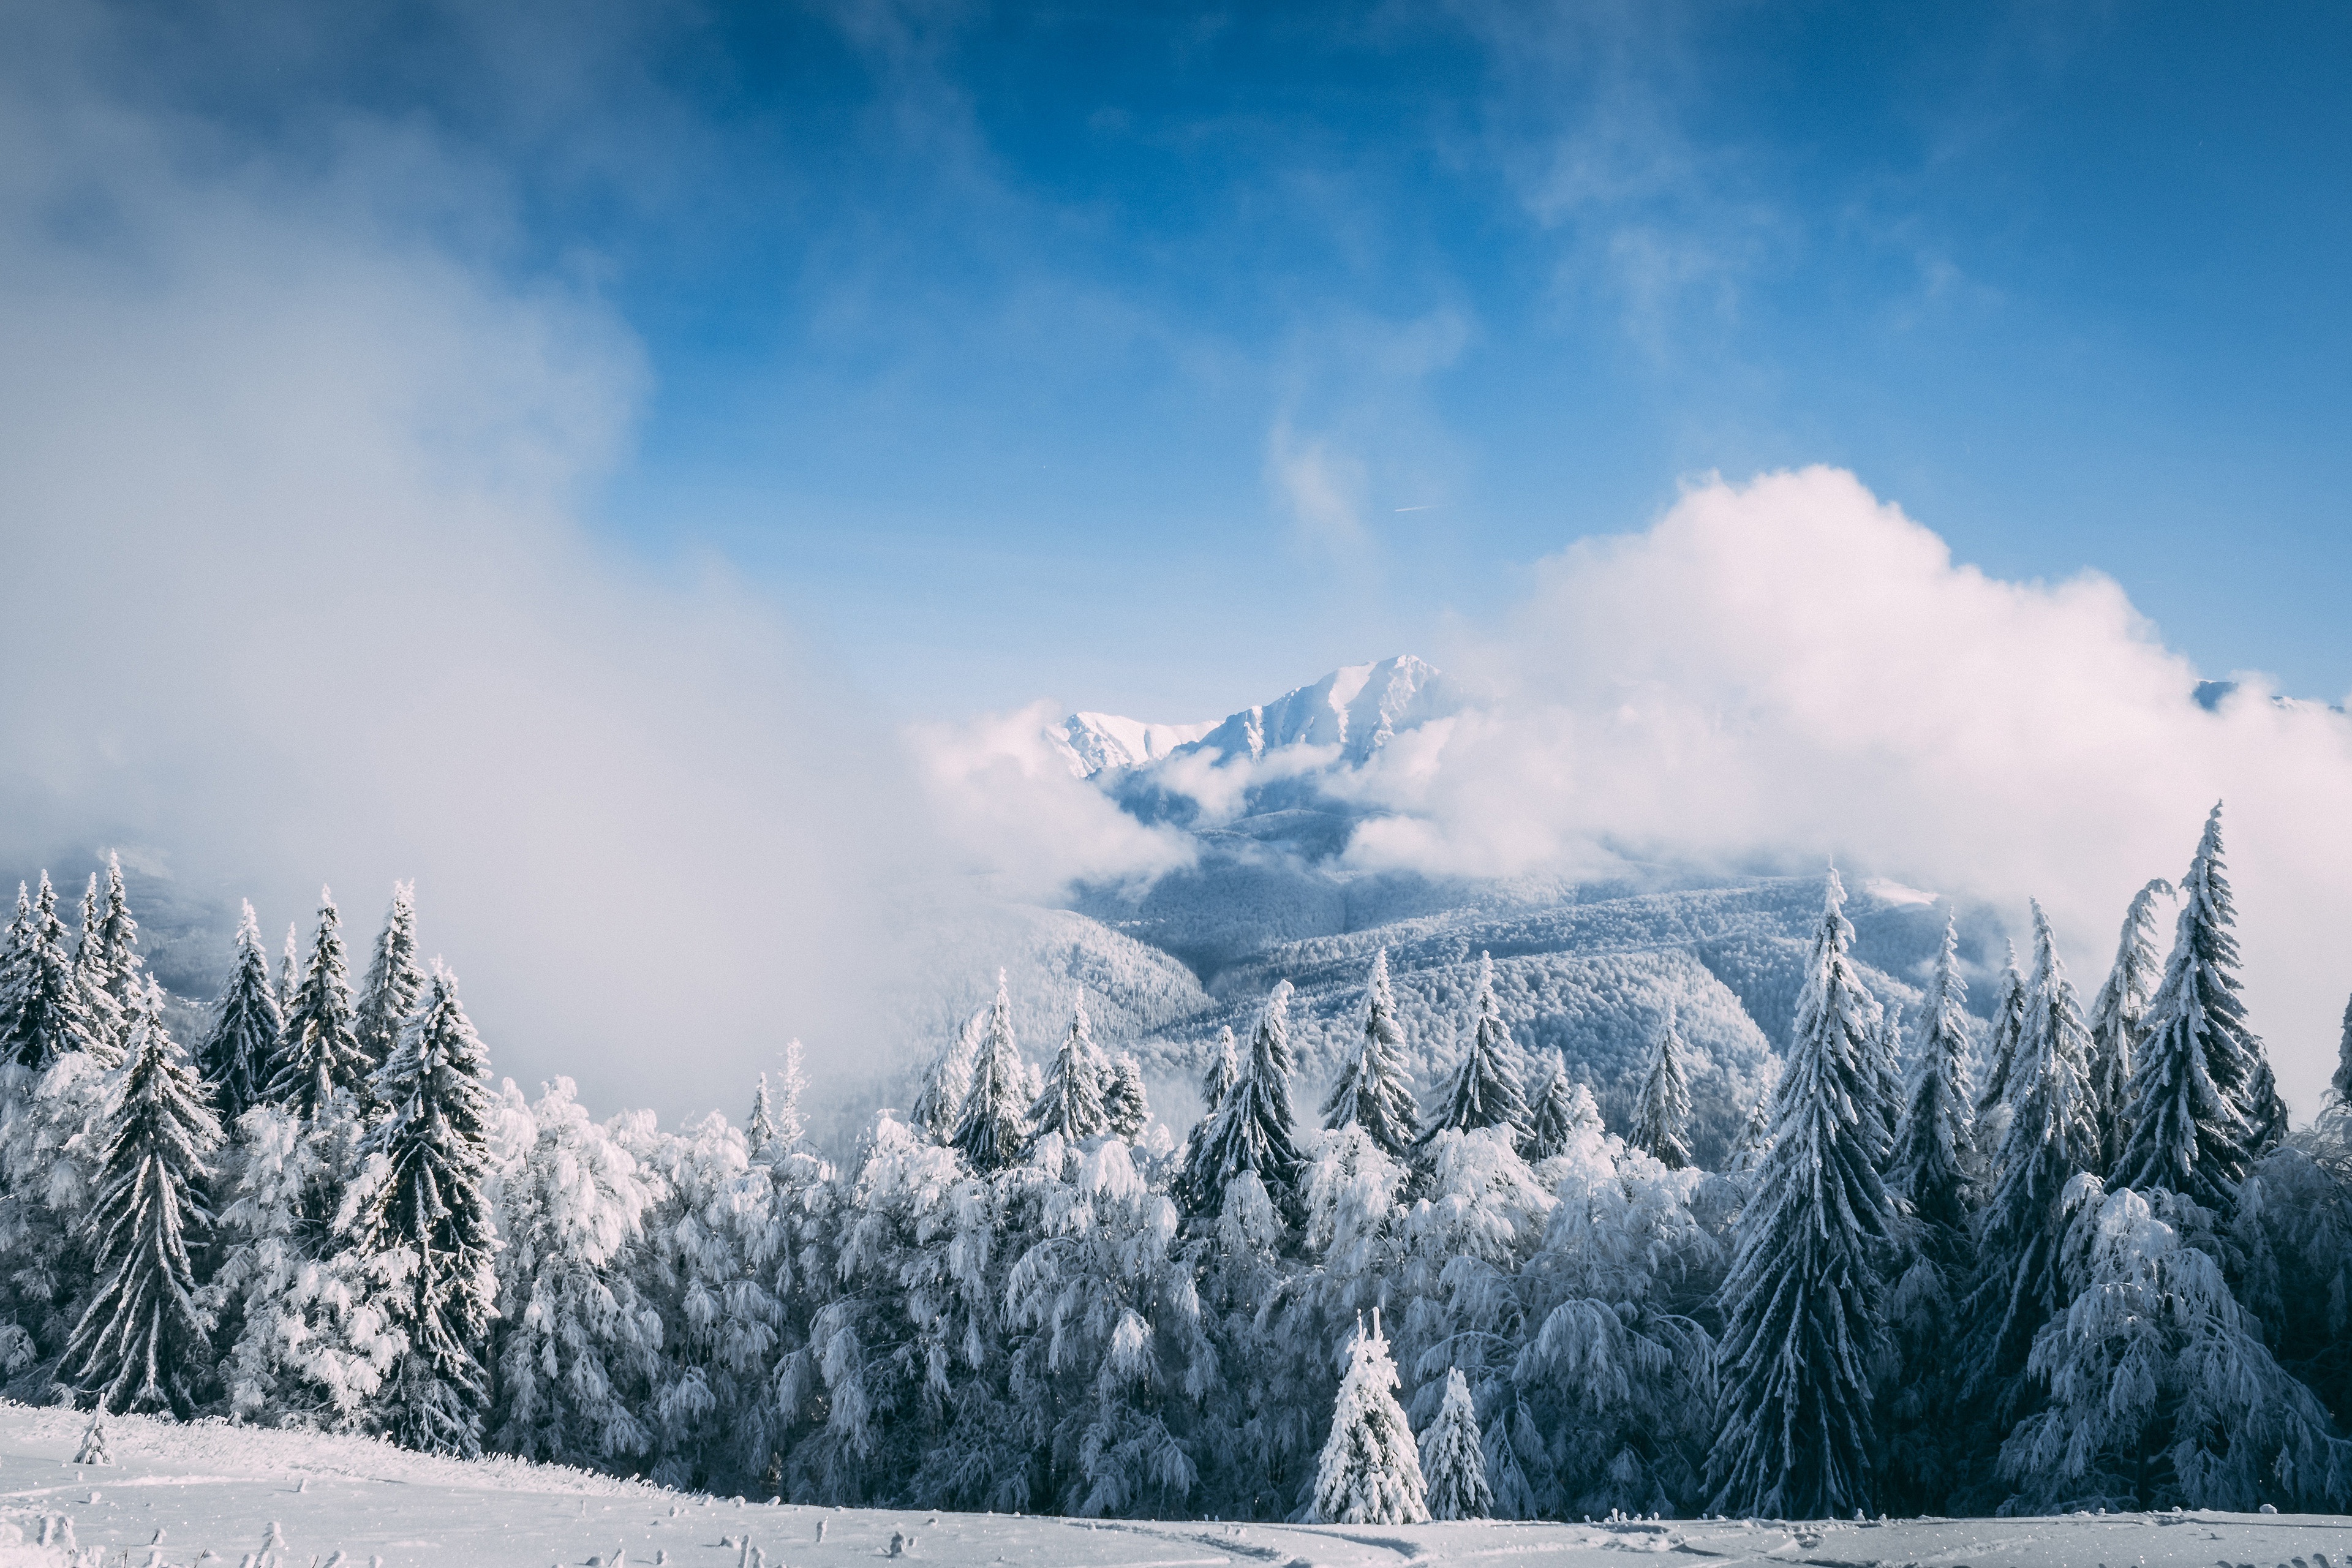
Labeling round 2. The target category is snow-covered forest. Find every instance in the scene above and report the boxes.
[2,805,2350,1523]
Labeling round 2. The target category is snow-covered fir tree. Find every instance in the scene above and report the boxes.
[277,922,301,1018]
[1706,869,1894,1520]
[72,875,125,1063]
[0,874,104,1069]
[1726,1092,1772,1178]
[267,891,371,1119]
[1967,900,2100,1403]
[954,971,1033,1174]
[353,882,427,1077]
[339,965,498,1455]
[772,1038,808,1151]
[2115,805,2275,1210]
[1179,981,1305,1218]
[1519,1050,1580,1163]
[1866,1011,1905,1161]
[1322,949,1419,1160]
[2000,1175,2352,1512]
[491,1076,660,1466]
[61,979,222,1415]
[1422,954,1528,1147]
[2086,878,2173,1175]
[1419,1366,1491,1521]
[91,854,143,1018]
[2335,990,2352,1109]
[747,1074,779,1153]
[1308,1310,1428,1525]
[1302,1122,1408,1321]
[1032,993,1109,1145]
[1629,1003,1692,1169]
[1199,1027,1238,1117]
[910,1008,982,1146]
[198,902,285,1126]
[1103,1052,1151,1140]
[0,884,28,1017]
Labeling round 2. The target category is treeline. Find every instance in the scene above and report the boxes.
[1,805,2350,1522]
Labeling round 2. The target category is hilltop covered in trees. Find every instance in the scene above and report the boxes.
[1,807,2349,1520]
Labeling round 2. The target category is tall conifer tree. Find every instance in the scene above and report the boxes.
[1032,993,1110,1145]
[911,1008,981,1145]
[1180,982,1305,1218]
[277,924,301,1019]
[1706,870,1896,1520]
[953,971,1033,1174]
[1974,943,2027,1114]
[92,854,143,1014]
[1888,918,1976,1257]
[1199,1027,1239,1118]
[1422,954,1528,1145]
[1629,1003,1692,1169]
[1322,949,1419,1159]
[1103,1052,1152,1140]
[2085,879,2173,1175]
[0,885,29,1016]
[1520,1050,1581,1162]
[73,875,126,1065]
[61,979,222,1415]
[198,903,285,1126]
[354,883,428,1077]
[2116,805,2277,1210]
[1308,1311,1428,1524]
[345,965,498,1455]
[0,875,104,1069]
[266,891,370,1119]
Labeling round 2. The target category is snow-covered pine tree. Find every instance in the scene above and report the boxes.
[747,1074,778,1153]
[1705,869,1895,1520]
[0,874,104,1069]
[2334,990,2352,1109]
[772,1038,808,1152]
[910,1008,982,1146]
[2116,804,2276,1210]
[1867,1011,1905,1162]
[1880,916,1978,1513]
[353,883,427,1077]
[1103,1052,1151,1140]
[1419,1366,1492,1521]
[341,965,498,1455]
[2085,878,2173,1176]
[491,1076,661,1467]
[1972,942,2028,1149]
[277,923,301,1018]
[91,853,143,1018]
[198,903,285,1126]
[1726,1093,1772,1178]
[1629,1003,1692,1170]
[72,875,125,1064]
[1200,1027,1238,1117]
[954,971,1033,1174]
[1322,949,1419,1160]
[0,885,28,1018]
[1179,981,1305,1218]
[61,979,222,1415]
[1422,954,1528,1147]
[1032,993,1109,1145]
[266,891,371,1120]
[1308,1310,1429,1525]
[1966,900,2100,1398]
[1520,1050,1580,1163]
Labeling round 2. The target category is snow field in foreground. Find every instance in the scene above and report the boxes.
[0,1403,2347,1567]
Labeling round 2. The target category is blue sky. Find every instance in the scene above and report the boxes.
[54,0,2352,720]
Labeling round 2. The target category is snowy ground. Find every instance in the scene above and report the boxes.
[0,1403,2346,1568]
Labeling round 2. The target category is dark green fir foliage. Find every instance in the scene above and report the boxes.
[62,979,222,1416]
[198,902,285,1126]
[266,889,371,1119]
[347,965,498,1455]
[1422,954,1527,1146]
[2116,804,2277,1212]
[0,875,104,1069]
[953,970,1033,1174]
[1322,948,1420,1159]
[354,881,428,1077]
[1706,870,1895,1520]
[1180,981,1305,1218]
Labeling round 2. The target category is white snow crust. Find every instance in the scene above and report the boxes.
[0,1400,2348,1567]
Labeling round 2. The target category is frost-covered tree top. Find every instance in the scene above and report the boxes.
[199,902,286,1126]
[1180,981,1304,1218]
[1629,1003,1692,1170]
[1970,899,2100,1389]
[0,873,104,1070]
[1199,1025,1239,1118]
[1103,1050,1151,1140]
[277,922,301,1018]
[1323,948,1419,1159]
[354,882,428,1076]
[2117,804,2276,1210]
[954,970,1034,1174]
[747,1074,778,1152]
[2086,877,2174,1177]
[1423,953,1528,1146]
[267,889,371,1120]
[92,853,143,1013]
[1975,941,2027,1117]
[74,874,125,1063]
[1033,992,1110,1145]
[1419,1366,1491,1521]
[1708,869,1894,1521]
[64,978,222,1416]
[1887,916,1974,1245]
[1520,1050,1581,1163]
[911,1006,982,1145]
[1310,1310,1428,1525]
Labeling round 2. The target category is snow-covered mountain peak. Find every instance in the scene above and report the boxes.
[1052,654,1456,778]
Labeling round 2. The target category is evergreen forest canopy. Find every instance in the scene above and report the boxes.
[2,804,2351,1522]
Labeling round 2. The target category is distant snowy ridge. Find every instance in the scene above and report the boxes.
[1052,653,1456,777]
